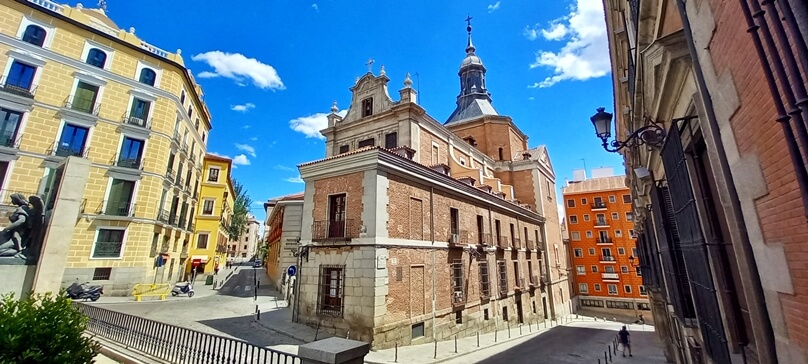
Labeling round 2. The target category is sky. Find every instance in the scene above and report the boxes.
[71,0,624,224]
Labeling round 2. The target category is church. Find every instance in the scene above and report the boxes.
[284,22,570,349]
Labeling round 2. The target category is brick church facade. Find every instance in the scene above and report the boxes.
[290,25,570,349]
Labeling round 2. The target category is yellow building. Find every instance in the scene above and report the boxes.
[187,154,234,278]
[0,0,212,294]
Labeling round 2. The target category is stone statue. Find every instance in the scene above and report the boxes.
[0,194,44,262]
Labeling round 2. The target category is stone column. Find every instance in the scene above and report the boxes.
[31,157,90,294]
[297,338,370,364]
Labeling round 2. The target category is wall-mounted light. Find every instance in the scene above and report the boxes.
[589,107,667,153]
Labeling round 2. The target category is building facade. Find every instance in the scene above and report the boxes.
[186,154,233,278]
[292,25,569,349]
[229,215,260,259]
[0,0,211,294]
[562,170,648,317]
[264,193,304,296]
[603,0,808,362]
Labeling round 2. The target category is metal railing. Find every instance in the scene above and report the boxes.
[597,238,613,244]
[526,239,535,250]
[115,158,142,170]
[0,133,21,149]
[92,241,122,258]
[498,236,509,249]
[0,76,36,98]
[513,237,521,249]
[52,141,89,158]
[132,284,169,301]
[157,210,169,224]
[480,232,491,245]
[595,220,609,227]
[102,201,135,217]
[74,303,300,363]
[311,219,360,241]
[121,113,152,129]
[592,201,607,209]
[600,255,616,262]
[64,95,101,115]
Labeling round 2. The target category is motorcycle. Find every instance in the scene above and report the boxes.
[66,282,103,301]
[171,282,194,297]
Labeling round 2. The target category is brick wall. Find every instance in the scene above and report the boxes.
[311,172,365,224]
[418,129,449,166]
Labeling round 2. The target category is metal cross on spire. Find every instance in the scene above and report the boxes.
[465,15,473,33]
[365,58,375,73]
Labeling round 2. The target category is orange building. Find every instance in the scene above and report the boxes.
[562,169,648,318]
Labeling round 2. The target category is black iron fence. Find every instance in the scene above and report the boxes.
[74,303,300,364]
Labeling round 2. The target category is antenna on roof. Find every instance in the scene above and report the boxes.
[414,72,421,103]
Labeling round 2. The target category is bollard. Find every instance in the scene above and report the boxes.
[257,309,260,320]
[434,340,437,359]
[477,331,480,347]
[508,321,511,339]
[394,343,398,363]
[609,347,612,362]
[454,336,457,353]
[495,328,498,342]
[255,304,258,313]
[519,324,522,335]
[346,331,350,339]
[598,360,601,364]
[605,351,608,363]
[528,321,532,333]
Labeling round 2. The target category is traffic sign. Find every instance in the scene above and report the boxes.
[287,265,297,277]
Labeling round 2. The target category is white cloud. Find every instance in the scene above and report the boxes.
[274,165,294,171]
[285,176,304,184]
[528,97,535,101]
[250,137,258,141]
[527,82,541,88]
[231,103,255,112]
[243,125,251,129]
[289,109,347,139]
[251,201,264,206]
[235,143,256,157]
[208,152,230,159]
[487,1,501,13]
[191,51,285,90]
[557,203,565,222]
[311,3,318,11]
[529,0,611,87]
[523,25,539,40]
[233,154,251,166]
[542,22,569,41]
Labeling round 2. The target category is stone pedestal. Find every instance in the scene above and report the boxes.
[31,157,90,294]
[298,338,370,364]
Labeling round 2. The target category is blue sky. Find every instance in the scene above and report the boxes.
[76,0,623,223]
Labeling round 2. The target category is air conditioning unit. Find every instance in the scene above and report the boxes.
[130,117,145,126]
[449,234,459,244]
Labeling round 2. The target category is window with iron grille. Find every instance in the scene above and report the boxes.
[478,261,490,299]
[451,259,464,304]
[317,265,346,317]
[385,132,398,149]
[93,267,112,280]
[497,260,507,294]
[339,145,349,154]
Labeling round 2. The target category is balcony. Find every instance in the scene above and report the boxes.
[311,219,360,241]
[121,113,152,129]
[514,277,525,291]
[451,289,465,306]
[525,239,535,250]
[0,133,21,149]
[102,201,135,217]
[165,169,175,184]
[596,238,613,245]
[497,236,510,249]
[480,232,492,245]
[448,230,469,246]
[592,201,607,210]
[168,213,178,226]
[52,142,89,158]
[600,255,617,263]
[513,237,521,249]
[178,217,186,229]
[157,210,169,224]
[171,131,181,146]
[594,220,610,228]
[175,176,185,188]
[187,222,195,232]
[0,76,37,99]
[190,153,197,164]
[192,190,199,201]
[92,241,122,258]
[63,95,100,116]
[530,275,538,287]
[602,272,620,281]
[179,143,188,156]
[115,157,142,170]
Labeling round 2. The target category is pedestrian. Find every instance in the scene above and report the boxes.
[214,264,220,275]
[618,325,632,357]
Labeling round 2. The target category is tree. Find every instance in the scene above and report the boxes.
[225,179,252,241]
[0,292,101,363]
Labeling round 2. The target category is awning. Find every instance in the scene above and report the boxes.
[191,255,209,263]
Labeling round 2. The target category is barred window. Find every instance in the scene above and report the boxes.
[318,265,345,317]
[478,261,490,299]
[581,299,604,307]
[451,259,464,304]
[606,300,634,310]
[497,260,508,295]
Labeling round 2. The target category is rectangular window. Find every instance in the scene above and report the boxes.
[618,247,625,255]
[581,198,587,205]
[432,145,439,165]
[639,286,647,295]
[450,208,459,236]
[57,124,89,157]
[105,179,135,216]
[208,168,219,182]
[361,97,373,117]
[318,265,345,317]
[93,228,125,258]
[327,194,347,238]
[180,90,186,105]
[571,231,580,240]
[611,212,619,220]
[629,229,636,238]
[586,231,593,238]
[6,60,36,94]
[605,266,615,273]
[607,284,618,295]
[479,261,490,299]
[71,81,99,114]
[588,248,595,255]
[626,212,634,221]
[615,230,622,237]
[623,194,631,203]
[596,214,607,225]
[358,138,375,148]
[339,145,349,154]
[624,285,632,294]
[497,260,508,294]
[594,283,601,291]
[451,259,464,304]
[609,195,616,203]
[196,233,209,249]
[202,199,214,215]
[591,265,598,273]
[576,266,585,275]
[579,283,588,293]
[566,199,575,208]
[573,248,583,257]
[118,137,144,169]
[568,216,578,224]
[495,220,501,244]
[621,266,629,274]
[0,108,22,148]
[583,214,590,221]
[385,132,398,149]
[93,267,112,280]
[412,323,424,339]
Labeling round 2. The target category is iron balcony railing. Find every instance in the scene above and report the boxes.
[602,272,620,281]
[165,169,175,184]
[526,239,535,250]
[175,176,185,188]
[449,230,469,245]
[115,157,142,170]
[597,238,613,244]
[52,141,89,158]
[92,241,122,258]
[513,237,521,249]
[592,201,607,209]
[102,201,135,217]
[498,236,510,249]
[600,255,616,262]
[73,303,300,363]
[187,222,195,232]
[311,219,360,241]
[530,275,538,286]
[157,210,169,224]
[0,76,37,98]
[64,95,101,115]
[595,220,609,227]
[121,113,152,129]
[0,133,21,149]
[480,232,491,245]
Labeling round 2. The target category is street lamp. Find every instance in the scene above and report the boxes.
[589,107,667,153]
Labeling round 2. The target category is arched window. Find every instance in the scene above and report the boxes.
[22,25,46,47]
[86,48,107,68]
[498,147,504,160]
[139,68,156,86]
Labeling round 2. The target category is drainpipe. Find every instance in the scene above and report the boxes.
[430,187,436,341]
[779,0,808,77]
[675,0,778,361]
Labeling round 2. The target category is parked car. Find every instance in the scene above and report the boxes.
[253,260,262,268]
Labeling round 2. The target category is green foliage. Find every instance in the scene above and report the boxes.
[226,179,253,241]
[257,239,269,262]
[0,292,100,364]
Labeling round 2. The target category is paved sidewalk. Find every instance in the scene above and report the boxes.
[94,265,241,304]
